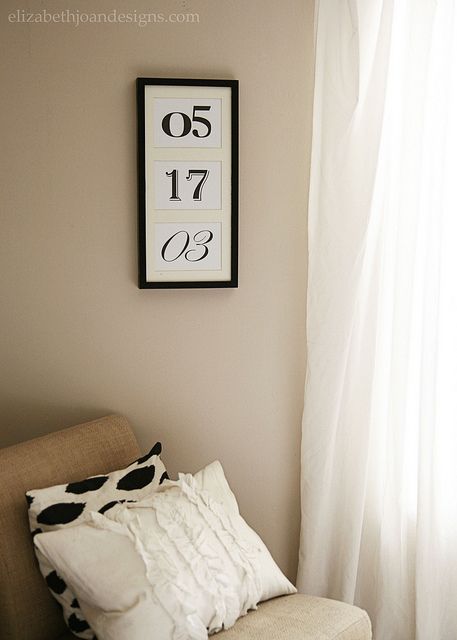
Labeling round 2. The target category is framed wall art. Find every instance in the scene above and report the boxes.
[137,78,239,288]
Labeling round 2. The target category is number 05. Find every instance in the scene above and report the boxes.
[161,106,212,139]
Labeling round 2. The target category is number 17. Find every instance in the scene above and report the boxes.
[165,169,209,202]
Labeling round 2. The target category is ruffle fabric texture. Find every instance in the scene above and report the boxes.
[98,473,263,639]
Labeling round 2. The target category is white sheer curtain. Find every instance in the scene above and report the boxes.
[297,1,457,639]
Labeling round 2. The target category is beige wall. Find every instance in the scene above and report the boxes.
[0,0,314,580]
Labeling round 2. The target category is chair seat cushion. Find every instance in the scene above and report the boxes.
[217,593,371,640]
[58,594,371,640]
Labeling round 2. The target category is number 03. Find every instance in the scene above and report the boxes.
[161,229,214,262]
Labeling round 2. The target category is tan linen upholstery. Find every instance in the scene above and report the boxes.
[218,594,372,640]
[0,415,141,640]
[56,594,371,640]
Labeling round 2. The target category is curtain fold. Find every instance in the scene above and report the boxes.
[298,2,457,638]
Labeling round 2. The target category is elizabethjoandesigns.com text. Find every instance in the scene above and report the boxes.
[8,9,200,27]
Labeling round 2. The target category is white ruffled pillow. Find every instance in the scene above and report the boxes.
[34,461,296,640]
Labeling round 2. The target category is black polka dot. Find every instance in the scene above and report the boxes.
[65,476,109,494]
[116,465,155,491]
[31,528,43,538]
[46,570,67,595]
[159,471,169,484]
[99,499,137,514]
[71,598,80,609]
[135,442,162,464]
[37,502,86,525]
[99,500,119,514]
[26,494,34,507]
[68,613,90,633]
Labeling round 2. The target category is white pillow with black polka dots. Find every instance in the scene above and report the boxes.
[26,442,168,639]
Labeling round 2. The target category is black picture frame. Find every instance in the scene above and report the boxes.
[137,78,239,289]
